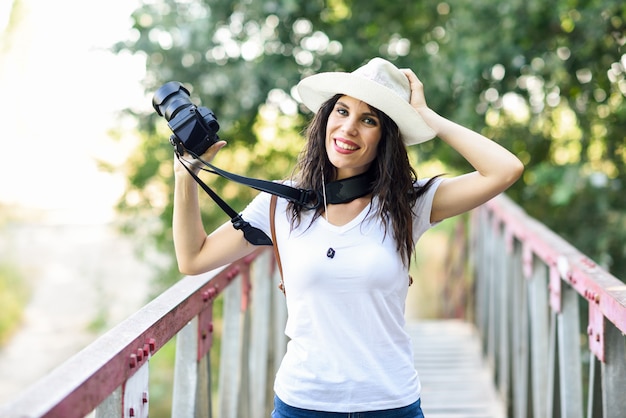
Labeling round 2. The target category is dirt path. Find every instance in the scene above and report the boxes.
[0,214,156,405]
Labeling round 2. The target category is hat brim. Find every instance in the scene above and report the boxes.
[297,72,436,145]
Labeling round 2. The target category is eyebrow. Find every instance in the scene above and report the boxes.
[336,100,379,119]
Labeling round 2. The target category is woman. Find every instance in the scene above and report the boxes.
[173,57,523,417]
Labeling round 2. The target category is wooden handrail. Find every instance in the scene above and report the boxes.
[0,248,285,418]
[471,194,626,418]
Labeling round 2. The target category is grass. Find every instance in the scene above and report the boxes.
[0,262,30,347]
[0,205,32,347]
[149,338,176,417]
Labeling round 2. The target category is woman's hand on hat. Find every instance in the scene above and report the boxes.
[401,68,441,138]
[174,140,227,176]
[401,69,428,111]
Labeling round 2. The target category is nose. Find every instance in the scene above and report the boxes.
[341,116,359,136]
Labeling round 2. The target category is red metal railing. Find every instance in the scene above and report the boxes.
[0,248,286,418]
[471,194,626,418]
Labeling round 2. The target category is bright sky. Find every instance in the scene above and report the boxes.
[0,0,148,222]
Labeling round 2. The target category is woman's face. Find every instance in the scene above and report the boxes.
[325,95,382,180]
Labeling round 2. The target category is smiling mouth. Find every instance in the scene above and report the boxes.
[335,138,359,151]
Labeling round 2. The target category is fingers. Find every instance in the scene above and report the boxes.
[400,69,427,109]
[197,140,228,162]
[174,140,227,175]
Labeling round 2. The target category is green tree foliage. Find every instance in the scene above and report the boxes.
[112,0,626,287]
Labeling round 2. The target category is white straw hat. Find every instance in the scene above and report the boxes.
[296,57,436,145]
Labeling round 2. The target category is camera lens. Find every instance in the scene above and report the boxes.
[152,81,193,121]
[153,81,221,157]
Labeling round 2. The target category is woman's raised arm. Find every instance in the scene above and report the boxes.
[172,141,255,275]
[402,69,524,223]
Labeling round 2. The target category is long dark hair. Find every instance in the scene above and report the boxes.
[288,94,438,265]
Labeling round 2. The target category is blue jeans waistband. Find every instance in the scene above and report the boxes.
[271,396,424,418]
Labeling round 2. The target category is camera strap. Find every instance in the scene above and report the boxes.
[190,152,375,205]
[193,155,321,210]
[177,151,375,246]
[177,154,274,246]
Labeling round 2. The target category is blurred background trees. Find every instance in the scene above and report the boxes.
[112,0,626,290]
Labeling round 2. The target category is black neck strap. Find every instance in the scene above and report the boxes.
[325,170,375,204]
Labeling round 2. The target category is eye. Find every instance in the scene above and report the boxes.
[363,116,378,126]
[336,106,348,116]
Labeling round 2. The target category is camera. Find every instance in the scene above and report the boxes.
[152,81,220,157]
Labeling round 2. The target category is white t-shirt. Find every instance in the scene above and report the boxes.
[240,178,442,412]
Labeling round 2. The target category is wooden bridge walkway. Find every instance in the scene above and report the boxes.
[3,195,626,417]
[408,320,504,418]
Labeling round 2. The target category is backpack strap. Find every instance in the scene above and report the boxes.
[269,195,285,295]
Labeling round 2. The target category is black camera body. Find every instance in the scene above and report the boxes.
[152,81,220,157]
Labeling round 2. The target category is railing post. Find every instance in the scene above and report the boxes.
[240,268,252,416]
[510,240,529,418]
[123,359,150,418]
[486,217,499,375]
[601,321,626,417]
[475,208,492,356]
[556,283,583,417]
[496,223,512,406]
[528,255,549,417]
[547,310,559,416]
[172,317,211,418]
[587,352,603,418]
[248,252,274,416]
[218,270,244,418]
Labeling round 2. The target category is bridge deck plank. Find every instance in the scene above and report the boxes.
[407,320,505,418]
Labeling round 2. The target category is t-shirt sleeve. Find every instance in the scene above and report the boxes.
[412,177,444,241]
[239,190,272,238]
